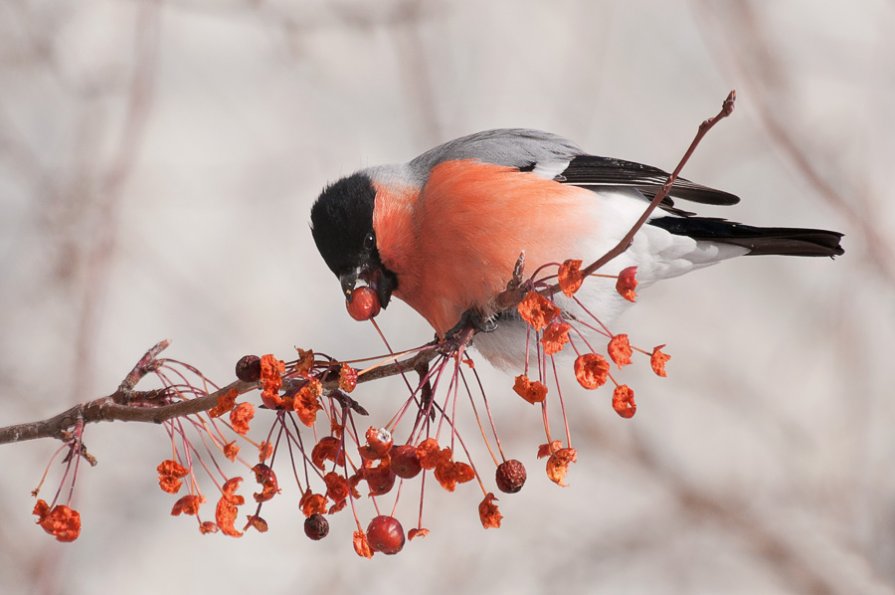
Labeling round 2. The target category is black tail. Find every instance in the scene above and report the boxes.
[649,216,844,257]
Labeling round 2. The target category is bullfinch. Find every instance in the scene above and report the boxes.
[310,129,843,368]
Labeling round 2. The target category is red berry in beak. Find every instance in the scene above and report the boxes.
[346,286,381,321]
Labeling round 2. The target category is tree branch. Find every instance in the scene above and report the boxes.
[577,90,736,279]
[0,340,442,446]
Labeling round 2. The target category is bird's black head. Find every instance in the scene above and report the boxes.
[310,173,396,307]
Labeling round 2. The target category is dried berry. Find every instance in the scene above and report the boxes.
[364,426,393,457]
[304,513,329,540]
[346,286,381,321]
[366,515,405,555]
[612,385,636,418]
[235,355,261,382]
[495,459,527,494]
[574,353,610,389]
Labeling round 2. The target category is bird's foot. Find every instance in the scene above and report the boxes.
[445,309,497,339]
[433,309,493,358]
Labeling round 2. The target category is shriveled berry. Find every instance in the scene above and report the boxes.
[346,286,381,321]
[495,459,527,493]
[366,515,405,555]
[304,513,329,541]
[364,426,393,457]
[612,385,636,419]
[235,355,261,382]
[390,444,422,479]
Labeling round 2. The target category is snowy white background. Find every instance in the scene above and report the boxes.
[1,1,892,594]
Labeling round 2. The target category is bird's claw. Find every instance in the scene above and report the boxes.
[477,315,498,333]
[444,309,498,342]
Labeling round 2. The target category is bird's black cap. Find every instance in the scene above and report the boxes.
[311,173,377,279]
[311,172,397,306]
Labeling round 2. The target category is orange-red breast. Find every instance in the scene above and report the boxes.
[311,129,843,368]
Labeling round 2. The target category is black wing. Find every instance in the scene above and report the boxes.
[555,155,740,207]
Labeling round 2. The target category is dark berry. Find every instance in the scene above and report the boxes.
[304,513,329,540]
[496,459,527,493]
[235,355,261,382]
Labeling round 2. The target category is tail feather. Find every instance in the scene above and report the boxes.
[648,216,844,257]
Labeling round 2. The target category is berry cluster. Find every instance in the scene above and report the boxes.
[30,260,668,556]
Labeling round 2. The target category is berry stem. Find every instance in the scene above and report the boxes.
[458,367,501,466]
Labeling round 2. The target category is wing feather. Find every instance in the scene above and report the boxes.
[557,155,740,206]
[407,129,740,208]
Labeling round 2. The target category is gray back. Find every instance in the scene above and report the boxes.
[408,129,583,182]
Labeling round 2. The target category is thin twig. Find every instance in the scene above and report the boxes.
[551,90,737,291]
[0,340,441,446]
[117,339,169,395]
[580,90,736,278]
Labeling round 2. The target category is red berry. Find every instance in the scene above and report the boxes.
[364,465,396,496]
[235,355,261,382]
[390,444,422,479]
[495,459,527,493]
[366,515,405,555]
[304,513,329,540]
[346,286,381,321]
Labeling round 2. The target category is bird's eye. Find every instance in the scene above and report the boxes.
[364,232,375,251]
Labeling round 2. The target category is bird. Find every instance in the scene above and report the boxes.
[310,129,844,369]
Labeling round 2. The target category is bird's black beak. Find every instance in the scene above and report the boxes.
[340,263,395,308]
[339,270,358,298]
